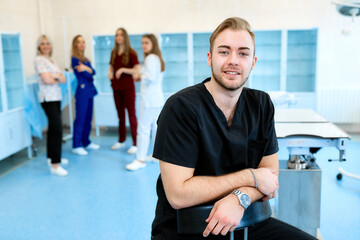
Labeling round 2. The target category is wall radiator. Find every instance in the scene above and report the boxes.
[318,88,360,124]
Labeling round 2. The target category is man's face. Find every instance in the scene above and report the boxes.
[207,29,257,91]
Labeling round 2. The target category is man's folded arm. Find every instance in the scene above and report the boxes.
[159,160,254,210]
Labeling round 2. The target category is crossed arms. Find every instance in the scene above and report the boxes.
[108,65,140,80]
[40,72,66,84]
[158,152,279,237]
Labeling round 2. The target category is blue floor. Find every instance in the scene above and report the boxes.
[0,135,160,240]
[0,133,359,240]
[314,140,360,240]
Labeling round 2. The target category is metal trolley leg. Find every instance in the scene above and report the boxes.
[230,227,248,240]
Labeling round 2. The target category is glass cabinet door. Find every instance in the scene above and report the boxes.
[160,33,188,93]
[1,34,25,110]
[251,31,282,91]
[0,82,2,112]
[286,30,317,92]
[93,36,114,93]
[193,33,211,85]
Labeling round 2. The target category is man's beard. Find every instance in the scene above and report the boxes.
[211,66,249,91]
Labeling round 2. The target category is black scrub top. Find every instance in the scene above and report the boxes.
[151,78,278,240]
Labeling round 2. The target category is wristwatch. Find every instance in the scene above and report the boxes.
[233,189,251,209]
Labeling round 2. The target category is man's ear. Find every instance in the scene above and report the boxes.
[251,56,257,70]
[207,52,211,67]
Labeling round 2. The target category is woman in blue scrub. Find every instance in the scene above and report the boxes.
[71,35,100,155]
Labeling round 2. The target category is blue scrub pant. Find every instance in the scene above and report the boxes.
[73,97,93,148]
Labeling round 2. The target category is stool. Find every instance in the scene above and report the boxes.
[177,200,272,240]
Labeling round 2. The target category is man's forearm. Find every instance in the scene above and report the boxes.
[162,165,254,209]
[238,186,264,203]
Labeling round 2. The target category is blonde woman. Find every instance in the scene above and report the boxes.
[108,28,140,154]
[125,34,165,171]
[71,35,99,156]
[34,35,68,176]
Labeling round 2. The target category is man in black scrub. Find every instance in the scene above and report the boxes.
[151,17,317,240]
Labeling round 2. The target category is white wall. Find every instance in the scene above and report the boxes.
[1,0,359,116]
[0,0,40,75]
[1,0,358,85]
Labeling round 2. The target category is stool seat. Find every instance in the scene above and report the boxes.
[177,200,272,234]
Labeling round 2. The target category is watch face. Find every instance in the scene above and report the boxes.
[240,194,251,207]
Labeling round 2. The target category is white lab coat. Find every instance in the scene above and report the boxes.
[137,54,164,160]
[139,54,164,108]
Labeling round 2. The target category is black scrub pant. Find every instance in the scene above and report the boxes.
[41,101,62,164]
[152,217,317,240]
[236,217,317,240]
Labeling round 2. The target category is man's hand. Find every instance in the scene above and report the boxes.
[254,168,278,199]
[203,194,244,237]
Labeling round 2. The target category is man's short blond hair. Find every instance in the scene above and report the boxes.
[209,17,255,54]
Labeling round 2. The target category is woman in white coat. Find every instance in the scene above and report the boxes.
[125,34,165,171]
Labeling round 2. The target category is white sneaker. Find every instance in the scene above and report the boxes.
[127,146,137,154]
[86,143,100,150]
[72,147,88,156]
[50,165,68,176]
[111,142,125,150]
[145,156,159,163]
[47,158,69,166]
[126,160,146,171]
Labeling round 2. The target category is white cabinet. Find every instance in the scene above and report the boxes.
[0,33,32,161]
